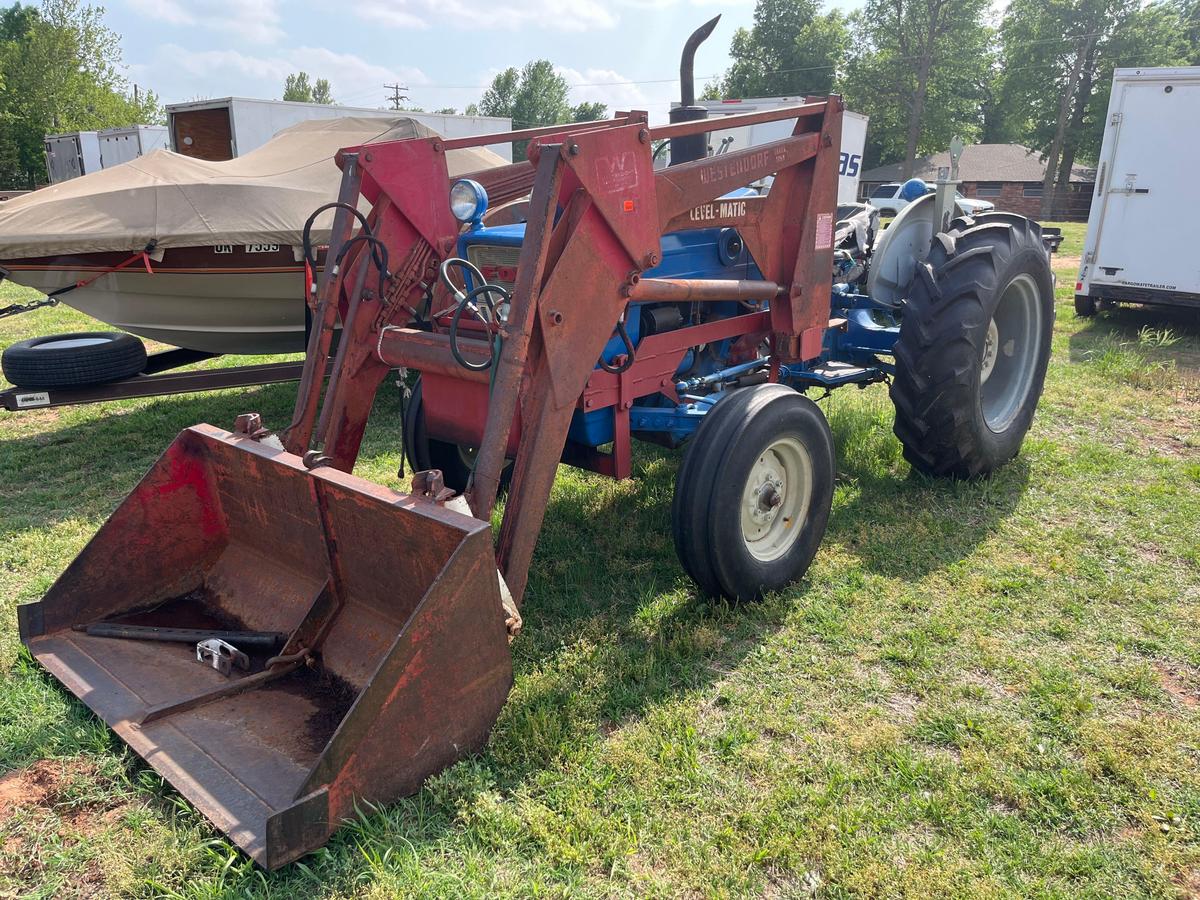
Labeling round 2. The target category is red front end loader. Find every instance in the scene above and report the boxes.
[18,68,1054,865]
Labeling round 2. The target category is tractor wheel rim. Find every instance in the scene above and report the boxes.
[981,272,1042,433]
[740,435,813,562]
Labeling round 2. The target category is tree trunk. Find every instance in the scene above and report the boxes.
[1055,45,1097,192]
[902,54,934,179]
[1040,33,1096,219]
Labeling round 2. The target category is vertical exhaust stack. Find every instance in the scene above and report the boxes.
[668,15,721,166]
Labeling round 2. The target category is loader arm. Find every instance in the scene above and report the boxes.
[293,98,843,602]
[20,98,843,869]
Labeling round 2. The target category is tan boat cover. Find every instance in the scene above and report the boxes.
[0,117,508,258]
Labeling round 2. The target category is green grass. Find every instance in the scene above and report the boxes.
[1,228,1199,897]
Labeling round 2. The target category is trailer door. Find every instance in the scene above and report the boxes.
[172,107,235,160]
[1091,77,1200,292]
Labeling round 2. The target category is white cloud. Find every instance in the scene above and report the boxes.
[125,0,285,43]
[159,44,427,103]
[354,0,617,32]
[557,66,651,112]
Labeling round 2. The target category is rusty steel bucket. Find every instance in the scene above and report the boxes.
[18,423,513,868]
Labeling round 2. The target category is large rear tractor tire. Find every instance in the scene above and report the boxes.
[672,384,835,602]
[890,213,1054,478]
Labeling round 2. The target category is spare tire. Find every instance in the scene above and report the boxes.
[2,332,147,388]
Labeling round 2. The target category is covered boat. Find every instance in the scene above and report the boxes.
[0,117,510,354]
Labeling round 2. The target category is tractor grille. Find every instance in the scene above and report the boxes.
[465,244,521,295]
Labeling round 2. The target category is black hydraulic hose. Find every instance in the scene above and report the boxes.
[598,315,637,375]
[449,283,510,372]
[302,202,372,269]
[334,233,391,298]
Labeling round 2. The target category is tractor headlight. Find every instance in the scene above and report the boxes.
[450,179,488,225]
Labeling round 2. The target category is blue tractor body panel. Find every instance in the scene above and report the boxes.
[454,198,897,450]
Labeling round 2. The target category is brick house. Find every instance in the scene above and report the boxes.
[858,144,1096,220]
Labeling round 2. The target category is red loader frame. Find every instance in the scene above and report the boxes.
[284,98,844,606]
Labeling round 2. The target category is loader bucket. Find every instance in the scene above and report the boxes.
[18,424,513,869]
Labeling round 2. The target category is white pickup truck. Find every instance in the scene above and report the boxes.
[868,181,995,217]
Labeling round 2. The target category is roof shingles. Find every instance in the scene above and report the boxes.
[859,144,1095,184]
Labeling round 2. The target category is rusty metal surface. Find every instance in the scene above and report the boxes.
[21,98,844,870]
[628,278,781,304]
[21,425,511,869]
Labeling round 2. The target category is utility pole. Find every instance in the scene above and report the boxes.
[384,83,409,110]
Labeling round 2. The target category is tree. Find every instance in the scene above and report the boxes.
[998,0,1188,216]
[713,0,849,98]
[475,60,582,155]
[570,101,607,122]
[0,0,160,186]
[283,71,332,104]
[840,0,993,175]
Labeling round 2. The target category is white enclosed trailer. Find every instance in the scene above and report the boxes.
[166,98,513,163]
[673,98,869,204]
[1076,66,1200,315]
[43,132,103,184]
[97,125,170,167]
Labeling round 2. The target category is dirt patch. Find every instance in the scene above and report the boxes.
[1154,662,1200,708]
[0,761,63,822]
[1053,254,1081,272]
[0,758,108,825]
[885,692,919,721]
[1175,868,1200,899]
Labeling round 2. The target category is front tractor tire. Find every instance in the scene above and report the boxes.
[672,384,835,602]
[890,213,1054,479]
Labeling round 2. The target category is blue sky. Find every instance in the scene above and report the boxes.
[107,0,864,124]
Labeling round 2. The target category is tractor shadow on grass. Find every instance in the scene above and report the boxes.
[821,391,1031,580]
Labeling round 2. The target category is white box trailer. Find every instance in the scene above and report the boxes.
[97,125,169,167]
[44,131,103,184]
[1076,66,1200,315]
[674,98,869,204]
[165,98,513,163]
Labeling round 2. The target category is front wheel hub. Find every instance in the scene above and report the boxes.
[740,437,813,562]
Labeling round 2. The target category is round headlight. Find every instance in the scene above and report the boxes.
[449,179,488,224]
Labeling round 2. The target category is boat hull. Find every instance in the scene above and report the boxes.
[2,245,312,355]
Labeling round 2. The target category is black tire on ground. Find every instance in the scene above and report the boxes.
[672,384,835,602]
[402,377,510,494]
[1075,294,1097,317]
[1,331,146,388]
[890,214,1054,479]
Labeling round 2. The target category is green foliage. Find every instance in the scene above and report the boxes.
[569,100,607,122]
[840,0,993,171]
[474,60,607,155]
[0,0,161,187]
[282,70,333,104]
[1,247,1199,895]
[712,0,849,98]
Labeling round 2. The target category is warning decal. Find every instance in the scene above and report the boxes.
[815,212,834,250]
